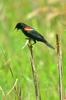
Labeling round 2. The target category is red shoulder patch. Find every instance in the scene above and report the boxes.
[24,26,33,31]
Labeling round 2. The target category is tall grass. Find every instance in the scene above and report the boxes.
[0,0,66,100]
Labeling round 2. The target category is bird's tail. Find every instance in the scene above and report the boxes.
[42,38,55,49]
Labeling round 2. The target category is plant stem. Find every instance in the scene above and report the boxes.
[28,40,41,100]
[56,34,63,100]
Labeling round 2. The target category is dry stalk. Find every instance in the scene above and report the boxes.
[6,79,18,96]
[28,40,41,100]
[56,33,63,100]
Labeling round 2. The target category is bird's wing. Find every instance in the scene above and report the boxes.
[23,27,54,49]
[24,27,44,41]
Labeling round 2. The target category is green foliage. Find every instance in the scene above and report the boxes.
[0,0,66,100]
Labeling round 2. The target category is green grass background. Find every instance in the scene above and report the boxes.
[0,0,66,100]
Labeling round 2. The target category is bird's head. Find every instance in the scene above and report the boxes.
[15,22,27,30]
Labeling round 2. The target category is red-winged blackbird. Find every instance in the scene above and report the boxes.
[15,22,54,49]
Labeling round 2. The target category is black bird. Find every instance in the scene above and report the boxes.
[15,22,54,49]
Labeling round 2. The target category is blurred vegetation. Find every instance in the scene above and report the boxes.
[0,0,66,100]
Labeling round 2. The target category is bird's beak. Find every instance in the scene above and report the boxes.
[14,26,18,31]
[15,26,16,30]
